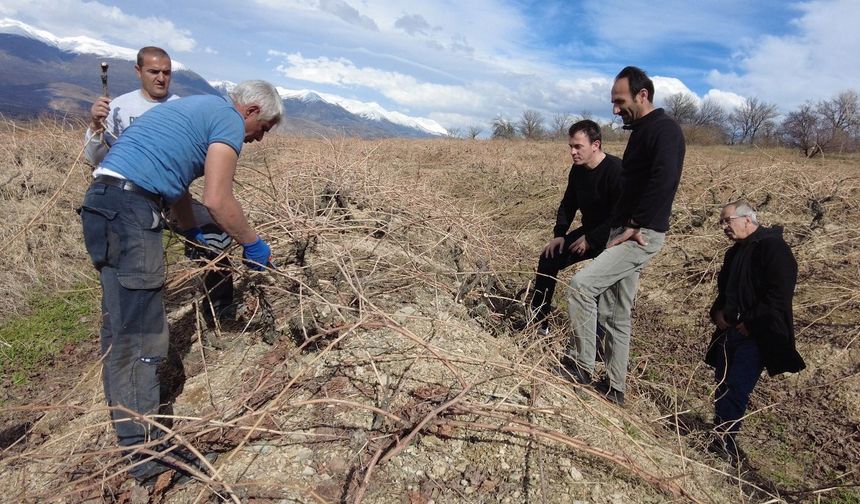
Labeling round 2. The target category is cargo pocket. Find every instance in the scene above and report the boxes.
[116,203,166,290]
[78,205,118,268]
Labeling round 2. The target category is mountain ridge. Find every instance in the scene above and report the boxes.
[0,19,446,138]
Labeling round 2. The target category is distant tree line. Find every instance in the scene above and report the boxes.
[465,89,859,157]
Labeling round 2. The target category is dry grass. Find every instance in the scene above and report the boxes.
[0,124,858,503]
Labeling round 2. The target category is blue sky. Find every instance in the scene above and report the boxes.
[2,0,858,132]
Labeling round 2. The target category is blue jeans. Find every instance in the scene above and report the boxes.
[79,183,168,476]
[712,328,764,438]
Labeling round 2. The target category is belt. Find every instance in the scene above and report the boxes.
[92,175,163,205]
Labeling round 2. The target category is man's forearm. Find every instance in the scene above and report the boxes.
[205,196,257,244]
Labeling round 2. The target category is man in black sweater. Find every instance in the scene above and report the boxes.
[530,120,622,334]
[705,200,805,464]
[557,66,685,406]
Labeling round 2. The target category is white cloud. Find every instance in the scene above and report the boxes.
[0,0,195,52]
[274,52,485,110]
[394,14,435,36]
[707,0,860,108]
[702,89,746,112]
[204,46,218,55]
[653,76,698,103]
[318,0,378,31]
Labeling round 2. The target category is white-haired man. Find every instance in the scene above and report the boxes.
[706,200,805,464]
[78,80,283,483]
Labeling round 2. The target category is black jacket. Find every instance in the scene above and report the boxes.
[706,226,806,376]
[612,108,685,232]
[553,154,622,250]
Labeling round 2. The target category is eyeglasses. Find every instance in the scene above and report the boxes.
[718,215,745,226]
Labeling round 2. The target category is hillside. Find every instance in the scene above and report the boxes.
[0,124,858,503]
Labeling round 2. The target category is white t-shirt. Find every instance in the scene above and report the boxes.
[83,89,178,167]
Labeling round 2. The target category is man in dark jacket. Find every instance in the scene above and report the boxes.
[530,120,622,334]
[557,66,685,407]
[706,200,805,463]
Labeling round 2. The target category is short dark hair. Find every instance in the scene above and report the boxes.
[615,66,654,103]
[136,46,170,67]
[568,119,602,144]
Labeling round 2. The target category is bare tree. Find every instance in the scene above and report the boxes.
[550,112,572,139]
[466,125,483,139]
[695,98,726,127]
[729,97,779,144]
[517,109,546,140]
[781,103,822,157]
[817,90,859,153]
[664,93,698,124]
[446,127,463,139]
[491,116,516,139]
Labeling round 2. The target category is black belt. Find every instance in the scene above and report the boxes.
[93,175,163,205]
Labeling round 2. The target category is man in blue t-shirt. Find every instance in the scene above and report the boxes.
[85,46,236,325]
[78,80,283,484]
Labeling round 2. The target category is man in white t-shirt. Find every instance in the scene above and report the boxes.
[84,46,236,323]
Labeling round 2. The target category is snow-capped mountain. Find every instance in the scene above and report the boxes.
[0,19,445,138]
[275,87,447,136]
[212,80,447,137]
[0,18,188,70]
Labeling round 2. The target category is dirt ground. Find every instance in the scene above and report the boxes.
[0,126,858,503]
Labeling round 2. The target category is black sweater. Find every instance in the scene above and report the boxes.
[612,108,685,232]
[553,153,622,250]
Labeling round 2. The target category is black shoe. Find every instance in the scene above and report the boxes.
[537,321,550,336]
[707,436,748,466]
[593,379,625,406]
[554,358,592,386]
[133,448,218,487]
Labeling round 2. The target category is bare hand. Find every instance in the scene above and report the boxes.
[569,235,590,256]
[541,237,565,258]
[90,96,111,130]
[607,227,647,248]
[736,322,749,337]
[713,310,731,331]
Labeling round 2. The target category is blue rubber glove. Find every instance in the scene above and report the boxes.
[182,227,209,260]
[242,236,272,271]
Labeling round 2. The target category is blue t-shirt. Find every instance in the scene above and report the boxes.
[101,94,244,204]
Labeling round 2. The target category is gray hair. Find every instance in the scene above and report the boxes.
[725,199,759,224]
[229,80,284,123]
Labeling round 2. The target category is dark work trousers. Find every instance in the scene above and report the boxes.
[712,328,764,445]
[79,183,168,479]
[531,227,599,321]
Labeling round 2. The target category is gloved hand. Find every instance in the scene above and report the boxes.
[182,227,209,260]
[242,236,273,271]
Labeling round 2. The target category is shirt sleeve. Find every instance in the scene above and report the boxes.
[207,107,245,156]
[553,167,578,238]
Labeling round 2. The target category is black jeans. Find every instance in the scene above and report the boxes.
[80,183,168,478]
[531,227,599,320]
[712,328,764,443]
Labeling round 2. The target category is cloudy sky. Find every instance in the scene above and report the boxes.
[2,0,857,131]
